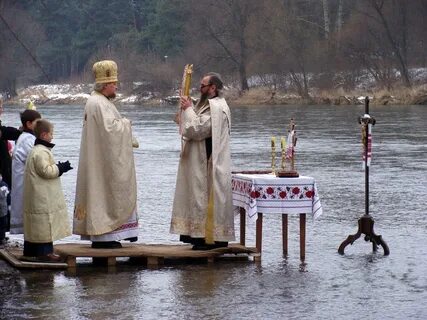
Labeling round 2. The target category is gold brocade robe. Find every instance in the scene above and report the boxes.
[73,91,137,236]
[170,97,235,242]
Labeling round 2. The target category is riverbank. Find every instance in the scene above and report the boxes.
[227,85,427,106]
[3,82,427,107]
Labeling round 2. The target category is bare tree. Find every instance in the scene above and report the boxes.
[0,2,46,95]
[365,0,411,87]
[322,0,330,40]
[186,0,263,92]
[129,0,142,32]
[335,0,344,49]
[282,2,321,98]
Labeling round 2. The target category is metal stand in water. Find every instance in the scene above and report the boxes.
[338,97,390,255]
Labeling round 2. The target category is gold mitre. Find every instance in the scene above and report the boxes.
[27,100,36,110]
[93,60,118,84]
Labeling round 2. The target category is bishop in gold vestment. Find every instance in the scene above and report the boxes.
[73,60,139,248]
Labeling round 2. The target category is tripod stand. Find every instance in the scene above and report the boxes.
[338,97,389,256]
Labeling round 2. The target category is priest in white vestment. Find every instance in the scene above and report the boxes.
[73,60,139,249]
[170,72,235,250]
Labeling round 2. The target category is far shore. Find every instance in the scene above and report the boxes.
[3,84,427,107]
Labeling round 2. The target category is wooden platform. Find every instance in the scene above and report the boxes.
[0,243,258,269]
[0,248,68,269]
[55,243,258,267]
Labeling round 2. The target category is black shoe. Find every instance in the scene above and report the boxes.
[91,241,122,249]
[214,241,228,248]
[191,245,210,251]
[191,240,229,250]
[191,244,224,251]
[124,237,138,242]
[181,236,206,246]
[180,235,193,244]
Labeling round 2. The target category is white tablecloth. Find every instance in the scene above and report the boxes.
[231,174,323,221]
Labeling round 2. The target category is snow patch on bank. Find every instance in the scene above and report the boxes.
[17,83,92,104]
[13,83,160,105]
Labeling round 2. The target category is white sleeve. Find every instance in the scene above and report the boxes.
[181,107,212,141]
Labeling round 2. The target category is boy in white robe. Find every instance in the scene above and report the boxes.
[10,109,41,234]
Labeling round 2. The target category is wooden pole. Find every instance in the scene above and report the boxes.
[282,214,288,256]
[300,213,306,262]
[239,207,246,246]
[256,213,263,254]
[365,97,370,216]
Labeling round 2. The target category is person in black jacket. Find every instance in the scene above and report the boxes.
[0,100,21,242]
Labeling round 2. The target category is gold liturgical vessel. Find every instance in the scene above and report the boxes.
[181,64,193,96]
[176,64,193,155]
[175,64,193,128]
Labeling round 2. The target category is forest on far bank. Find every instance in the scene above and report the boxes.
[1,0,426,100]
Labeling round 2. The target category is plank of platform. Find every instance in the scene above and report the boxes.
[0,248,68,269]
[54,243,256,258]
[54,243,257,267]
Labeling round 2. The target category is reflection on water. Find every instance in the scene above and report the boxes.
[1,104,426,319]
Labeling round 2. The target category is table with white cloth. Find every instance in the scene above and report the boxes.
[231,173,323,261]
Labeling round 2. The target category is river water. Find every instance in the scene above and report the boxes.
[1,103,426,319]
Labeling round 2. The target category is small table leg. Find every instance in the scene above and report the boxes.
[240,207,246,246]
[282,214,288,257]
[300,213,306,262]
[256,212,263,255]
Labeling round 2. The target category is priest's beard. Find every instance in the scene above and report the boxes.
[197,92,209,108]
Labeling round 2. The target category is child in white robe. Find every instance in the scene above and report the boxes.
[10,109,41,234]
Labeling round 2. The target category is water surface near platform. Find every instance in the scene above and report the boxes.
[1,103,426,319]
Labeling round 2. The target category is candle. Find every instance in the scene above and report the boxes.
[281,136,286,170]
[271,136,276,173]
[281,137,285,151]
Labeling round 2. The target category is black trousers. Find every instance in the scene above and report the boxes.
[0,214,8,241]
[23,241,53,257]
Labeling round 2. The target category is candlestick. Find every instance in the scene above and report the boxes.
[281,136,286,170]
[271,136,276,174]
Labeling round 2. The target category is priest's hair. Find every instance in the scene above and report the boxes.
[206,72,223,96]
[206,72,224,90]
[94,83,107,92]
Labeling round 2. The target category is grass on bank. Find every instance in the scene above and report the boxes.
[228,84,427,106]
